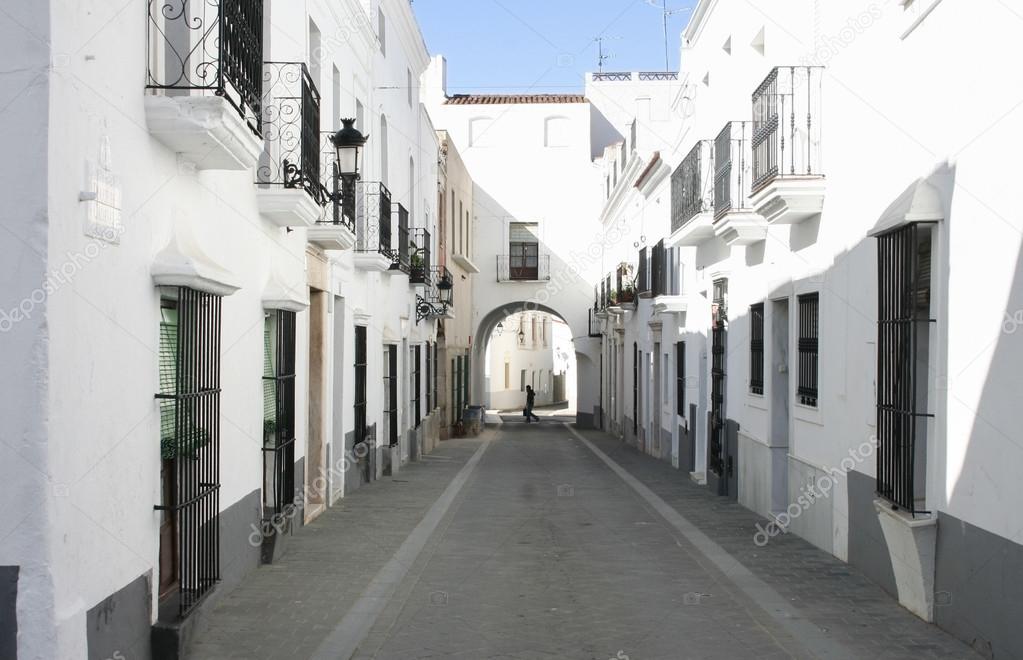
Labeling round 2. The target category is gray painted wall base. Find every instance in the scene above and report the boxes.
[934,512,1023,659]
[152,488,262,660]
[87,572,152,660]
[0,566,17,660]
[847,471,898,597]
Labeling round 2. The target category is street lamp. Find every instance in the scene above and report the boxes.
[495,322,504,336]
[328,118,368,226]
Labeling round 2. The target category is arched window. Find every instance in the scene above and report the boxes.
[544,116,570,148]
[469,117,493,148]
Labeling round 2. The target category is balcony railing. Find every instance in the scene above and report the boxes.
[638,72,678,81]
[146,0,263,135]
[651,239,667,298]
[751,66,824,191]
[496,255,550,282]
[592,72,633,81]
[410,228,431,284]
[257,62,323,203]
[671,140,714,233]
[391,204,410,273]
[592,71,679,82]
[636,247,649,295]
[432,265,453,292]
[355,181,392,251]
[713,121,755,220]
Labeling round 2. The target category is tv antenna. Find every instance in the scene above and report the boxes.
[645,0,692,72]
[593,36,621,73]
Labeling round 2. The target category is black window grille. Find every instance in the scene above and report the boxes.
[426,343,432,411]
[751,66,824,191]
[750,303,765,395]
[432,342,439,409]
[671,141,711,232]
[384,344,398,447]
[876,223,934,514]
[155,287,222,618]
[651,239,666,297]
[411,228,431,284]
[355,326,368,446]
[710,279,728,477]
[412,345,422,428]
[636,247,649,295]
[452,358,460,425]
[391,203,410,272]
[676,341,686,416]
[463,354,471,408]
[262,310,296,527]
[797,293,819,407]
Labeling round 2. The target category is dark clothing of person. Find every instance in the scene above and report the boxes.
[524,389,540,422]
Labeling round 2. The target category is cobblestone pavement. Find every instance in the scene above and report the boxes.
[189,424,980,660]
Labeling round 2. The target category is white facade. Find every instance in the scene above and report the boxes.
[0,0,449,657]
[594,0,1023,655]
[424,58,604,427]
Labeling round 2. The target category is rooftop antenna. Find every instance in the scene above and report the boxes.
[593,36,621,73]
[645,0,692,71]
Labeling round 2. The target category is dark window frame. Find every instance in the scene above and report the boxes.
[354,326,368,445]
[412,344,422,428]
[750,303,765,395]
[797,293,819,407]
[676,341,686,416]
[262,310,297,526]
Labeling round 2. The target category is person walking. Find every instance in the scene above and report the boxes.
[524,385,541,423]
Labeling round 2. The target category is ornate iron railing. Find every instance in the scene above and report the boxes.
[392,204,410,272]
[713,121,755,220]
[146,0,263,135]
[751,66,824,191]
[355,181,392,252]
[257,62,323,203]
[410,228,431,284]
[651,239,666,298]
[671,140,714,233]
[496,255,551,282]
[636,247,649,295]
[593,72,633,81]
[638,71,678,81]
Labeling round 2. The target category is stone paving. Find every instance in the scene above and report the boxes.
[188,423,980,660]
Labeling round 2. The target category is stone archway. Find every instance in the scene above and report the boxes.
[472,301,601,428]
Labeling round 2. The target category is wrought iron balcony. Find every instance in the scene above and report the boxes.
[390,203,411,273]
[410,228,432,285]
[496,255,550,282]
[353,182,391,248]
[255,62,324,227]
[416,266,455,324]
[432,265,454,291]
[748,67,825,225]
[670,140,715,235]
[712,121,768,245]
[752,66,824,191]
[145,0,264,169]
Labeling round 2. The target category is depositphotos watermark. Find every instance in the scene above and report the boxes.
[753,437,876,547]
[0,224,125,333]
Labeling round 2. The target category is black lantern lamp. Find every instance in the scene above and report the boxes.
[328,118,368,226]
[495,321,505,336]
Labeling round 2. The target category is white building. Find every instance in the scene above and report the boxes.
[424,57,604,427]
[0,0,450,657]
[484,312,573,411]
[595,0,1023,656]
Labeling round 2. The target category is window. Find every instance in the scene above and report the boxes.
[797,293,819,407]
[451,358,458,424]
[377,7,386,55]
[676,341,686,415]
[356,99,365,131]
[155,288,223,617]
[411,345,421,428]
[469,117,493,147]
[308,19,322,89]
[544,116,570,147]
[632,343,639,434]
[426,343,432,411]
[407,68,413,107]
[384,344,398,446]
[520,369,526,392]
[876,223,934,513]
[379,115,388,186]
[354,326,368,445]
[262,310,297,525]
[750,303,765,395]
[332,66,341,131]
[465,208,470,258]
[432,342,438,410]
[463,355,471,409]
[409,156,415,221]
[509,222,539,280]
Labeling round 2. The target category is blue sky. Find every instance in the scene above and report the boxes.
[413,1,694,94]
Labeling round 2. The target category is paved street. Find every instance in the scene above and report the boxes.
[190,423,980,660]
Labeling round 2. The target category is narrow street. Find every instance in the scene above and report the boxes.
[190,424,977,660]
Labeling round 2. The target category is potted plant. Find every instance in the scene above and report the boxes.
[619,282,636,304]
[410,249,427,283]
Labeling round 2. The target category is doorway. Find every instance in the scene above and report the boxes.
[305,289,327,522]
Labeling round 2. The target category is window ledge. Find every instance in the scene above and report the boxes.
[452,253,479,273]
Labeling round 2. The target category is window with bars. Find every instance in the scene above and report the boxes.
[676,341,686,415]
[750,303,765,395]
[633,342,639,434]
[354,326,368,446]
[412,345,422,428]
[261,310,297,526]
[432,342,438,411]
[425,343,432,411]
[876,223,934,514]
[797,293,819,407]
[463,354,471,408]
[155,288,222,618]
[384,344,398,447]
[452,358,459,425]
